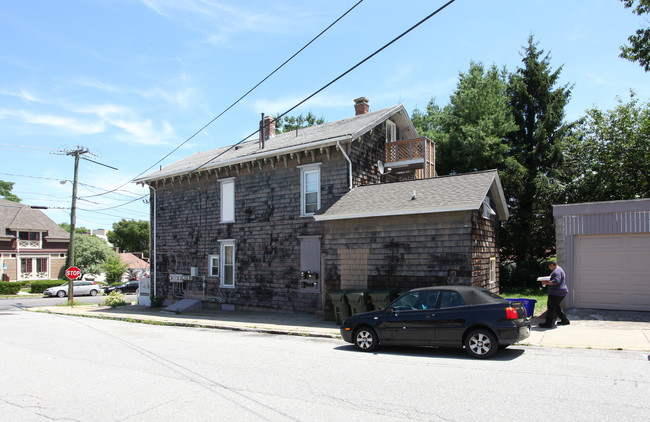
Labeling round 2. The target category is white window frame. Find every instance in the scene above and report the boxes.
[489,257,496,283]
[386,120,396,143]
[220,178,235,223]
[219,239,235,288]
[299,163,321,217]
[483,197,496,220]
[208,254,220,277]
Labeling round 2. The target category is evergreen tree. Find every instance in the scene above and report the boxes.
[503,36,572,282]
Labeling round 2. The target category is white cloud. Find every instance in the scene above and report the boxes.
[0,109,105,135]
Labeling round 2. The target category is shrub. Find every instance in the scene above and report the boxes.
[30,280,66,294]
[103,256,128,284]
[0,281,22,295]
[102,291,127,308]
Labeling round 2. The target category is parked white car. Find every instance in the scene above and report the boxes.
[43,281,100,298]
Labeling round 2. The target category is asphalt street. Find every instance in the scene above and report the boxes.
[1,308,648,421]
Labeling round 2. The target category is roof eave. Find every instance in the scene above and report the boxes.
[134,134,354,185]
[313,205,478,221]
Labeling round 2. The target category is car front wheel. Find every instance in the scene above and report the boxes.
[353,327,378,352]
[116,289,123,294]
[464,328,498,359]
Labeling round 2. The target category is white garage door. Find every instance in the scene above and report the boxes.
[574,234,650,311]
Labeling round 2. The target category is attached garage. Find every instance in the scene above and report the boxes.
[554,199,650,312]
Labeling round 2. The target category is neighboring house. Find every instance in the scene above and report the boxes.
[553,198,650,312]
[119,252,150,279]
[135,97,507,316]
[0,198,69,281]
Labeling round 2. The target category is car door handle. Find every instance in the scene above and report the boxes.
[426,313,436,318]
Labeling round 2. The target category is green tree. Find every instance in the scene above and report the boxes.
[273,112,325,133]
[562,92,650,202]
[103,255,129,285]
[107,219,150,257]
[0,180,21,202]
[412,62,517,177]
[504,36,572,284]
[620,0,650,71]
[74,234,117,276]
[59,222,90,234]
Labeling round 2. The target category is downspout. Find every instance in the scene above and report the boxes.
[337,139,353,190]
[148,184,157,304]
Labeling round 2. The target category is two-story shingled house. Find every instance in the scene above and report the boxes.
[0,198,69,281]
[135,98,508,317]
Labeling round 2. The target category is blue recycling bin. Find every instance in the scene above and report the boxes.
[506,298,537,317]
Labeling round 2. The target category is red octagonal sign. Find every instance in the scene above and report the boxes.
[66,266,82,280]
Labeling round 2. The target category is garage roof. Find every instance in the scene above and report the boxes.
[313,170,509,221]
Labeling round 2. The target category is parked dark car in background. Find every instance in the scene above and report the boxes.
[104,280,139,295]
[340,286,531,359]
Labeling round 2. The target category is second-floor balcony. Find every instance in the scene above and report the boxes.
[385,137,435,180]
[18,239,42,249]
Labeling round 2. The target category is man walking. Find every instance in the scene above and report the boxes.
[539,259,570,329]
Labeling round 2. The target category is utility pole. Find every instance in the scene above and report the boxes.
[65,147,89,305]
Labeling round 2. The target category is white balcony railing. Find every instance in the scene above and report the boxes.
[18,240,41,249]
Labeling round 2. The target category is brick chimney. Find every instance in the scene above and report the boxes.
[354,97,369,115]
[259,114,276,148]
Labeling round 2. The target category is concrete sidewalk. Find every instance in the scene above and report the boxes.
[29,304,650,352]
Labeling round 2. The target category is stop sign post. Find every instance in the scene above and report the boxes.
[66,267,81,306]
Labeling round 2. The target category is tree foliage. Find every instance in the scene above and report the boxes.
[273,112,325,133]
[107,219,150,257]
[502,36,572,270]
[73,234,118,276]
[0,180,20,202]
[103,255,129,284]
[620,0,650,71]
[413,62,518,177]
[561,92,650,202]
[59,222,90,234]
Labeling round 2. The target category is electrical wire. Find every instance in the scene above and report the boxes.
[82,0,365,201]
[189,0,457,174]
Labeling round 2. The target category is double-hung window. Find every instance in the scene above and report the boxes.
[220,178,235,223]
[219,240,235,288]
[300,163,321,216]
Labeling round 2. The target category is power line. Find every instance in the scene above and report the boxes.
[84,0,365,199]
[190,0,458,174]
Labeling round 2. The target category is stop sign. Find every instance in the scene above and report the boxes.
[66,266,82,280]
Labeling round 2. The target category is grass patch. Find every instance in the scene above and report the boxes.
[56,300,92,307]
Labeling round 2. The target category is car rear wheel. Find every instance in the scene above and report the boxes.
[116,289,123,294]
[353,327,378,352]
[56,290,66,298]
[464,328,497,359]
[89,289,98,296]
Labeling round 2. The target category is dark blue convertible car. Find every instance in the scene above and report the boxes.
[340,285,531,359]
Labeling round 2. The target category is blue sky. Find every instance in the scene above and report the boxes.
[1,0,647,230]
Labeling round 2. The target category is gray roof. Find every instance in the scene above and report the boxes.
[135,104,416,183]
[313,170,509,221]
[0,198,70,241]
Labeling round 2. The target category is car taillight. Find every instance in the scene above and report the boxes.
[505,306,519,319]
